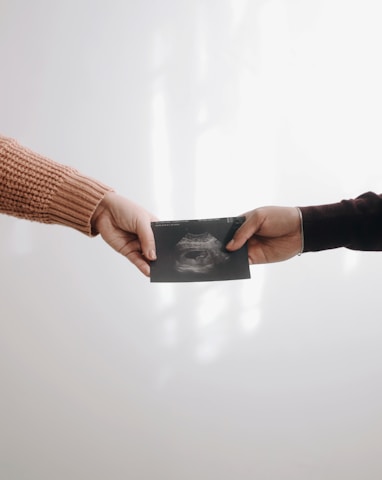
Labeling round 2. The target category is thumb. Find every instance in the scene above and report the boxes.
[136,218,157,261]
[226,213,260,251]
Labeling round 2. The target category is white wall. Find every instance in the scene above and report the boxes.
[1,1,382,479]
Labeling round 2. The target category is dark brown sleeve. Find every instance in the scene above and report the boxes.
[299,192,382,252]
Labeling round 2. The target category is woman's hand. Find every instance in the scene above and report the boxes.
[91,192,157,276]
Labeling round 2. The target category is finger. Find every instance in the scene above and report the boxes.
[136,217,157,261]
[226,213,261,251]
[126,250,151,277]
[247,241,261,265]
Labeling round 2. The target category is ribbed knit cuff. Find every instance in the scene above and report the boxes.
[0,135,113,236]
[47,169,113,236]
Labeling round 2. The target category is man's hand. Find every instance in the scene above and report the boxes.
[226,206,302,264]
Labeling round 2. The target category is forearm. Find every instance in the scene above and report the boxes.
[0,135,113,235]
[300,192,382,252]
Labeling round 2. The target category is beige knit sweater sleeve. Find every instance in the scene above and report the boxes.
[0,135,113,236]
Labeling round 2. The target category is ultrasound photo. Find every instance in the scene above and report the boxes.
[150,217,250,283]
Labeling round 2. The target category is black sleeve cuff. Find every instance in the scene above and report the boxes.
[299,192,382,252]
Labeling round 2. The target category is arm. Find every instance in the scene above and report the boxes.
[301,192,382,252]
[226,192,382,265]
[0,135,156,276]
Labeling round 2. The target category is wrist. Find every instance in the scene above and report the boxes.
[91,191,115,235]
[296,207,304,255]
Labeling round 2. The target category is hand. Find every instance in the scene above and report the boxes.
[91,192,157,276]
[226,206,302,264]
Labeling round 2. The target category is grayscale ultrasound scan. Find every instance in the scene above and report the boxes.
[150,217,250,283]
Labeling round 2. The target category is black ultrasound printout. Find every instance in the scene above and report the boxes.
[150,217,251,283]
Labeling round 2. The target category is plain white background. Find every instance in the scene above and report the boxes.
[1,1,382,479]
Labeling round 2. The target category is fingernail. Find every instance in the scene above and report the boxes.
[149,249,157,260]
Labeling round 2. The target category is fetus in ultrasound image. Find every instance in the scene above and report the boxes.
[175,232,229,274]
[151,217,250,283]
